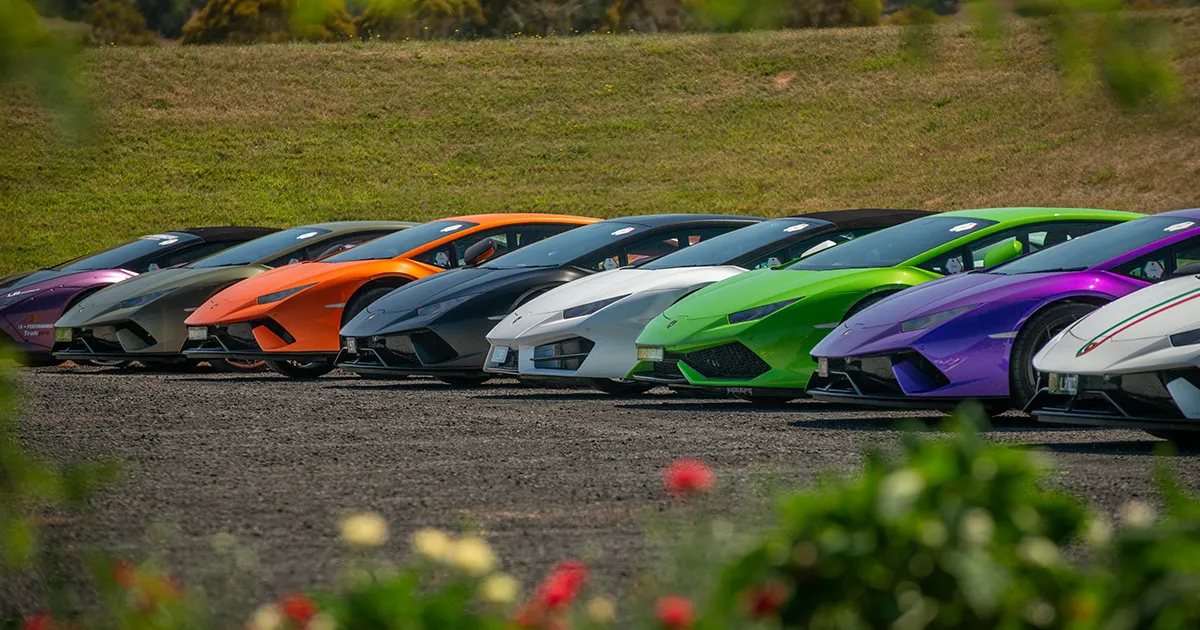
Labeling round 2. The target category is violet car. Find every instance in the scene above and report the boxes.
[1,226,276,366]
[807,209,1200,411]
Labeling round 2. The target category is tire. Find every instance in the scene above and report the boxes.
[438,375,491,387]
[844,291,898,321]
[265,358,335,378]
[1145,430,1200,449]
[1009,302,1098,410]
[590,378,654,396]
[344,286,401,325]
[210,359,267,373]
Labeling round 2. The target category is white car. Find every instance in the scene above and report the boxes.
[484,209,933,394]
[1031,265,1200,443]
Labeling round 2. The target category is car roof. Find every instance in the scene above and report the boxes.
[290,221,422,232]
[1150,208,1200,220]
[937,207,1138,222]
[789,209,935,230]
[428,213,598,224]
[605,214,764,227]
[176,226,280,242]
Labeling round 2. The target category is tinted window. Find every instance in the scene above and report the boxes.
[789,215,999,271]
[642,219,828,270]
[140,241,231,272]
[56,233,201,272]
[192,228,333,268]
[920,221,1118,275]
[485,222,648,269]
[578,227,741,272]
[325,221,480,263]
[993,216,1193,275]
[743,229,865,270]
[1113,235,1200,283]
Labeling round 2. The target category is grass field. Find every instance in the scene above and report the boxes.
[2,13,1199,273]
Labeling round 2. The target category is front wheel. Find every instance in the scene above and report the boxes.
[265,358,335,378]
[590,378,654,396]
[1009,302,1097,409]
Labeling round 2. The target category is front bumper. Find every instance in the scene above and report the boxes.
[52,319,182,361]
[806,354,977,409]
[1030,369,1200,432]
[181,322,335,363]
[336,325,487,377]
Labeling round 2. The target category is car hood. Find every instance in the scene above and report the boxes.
[58,265,268,324]
[662,267,919,320]
[362,266,528,315]
[201,260,371,309]
[0,268,135,296]
[513,266,743,315]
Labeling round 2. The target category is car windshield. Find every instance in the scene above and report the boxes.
[640,218,830,270]
[325,220,481,263]
[55,233,200,272]
[191,227,332,268]
[788,215,998,271]
[992,215,1194,274]
[483,221,645,269]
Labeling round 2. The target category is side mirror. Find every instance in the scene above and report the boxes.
[1174,261,1200,277]
[463,239,497,266]
[982,240,1023,269]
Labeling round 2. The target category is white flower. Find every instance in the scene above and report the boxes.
[250,604,284,630]
[1017,537,1062,567]
[1085,516,1113,547]
[451,536,497,576]
[480,573,519,604]
[877,469,924,521]
[959,508,995,547]
[340,512,388,548]
[411,528,453,562]
[587,596,617,623]
[1120,500,1156,528]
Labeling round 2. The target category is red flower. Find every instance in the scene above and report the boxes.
[536,560,588,609]
[280,594,318,627]
[21,613,55,630]
[663,460,715,497]
[746,581,789,619]
[655,596,694,629]
[112,560,137,588]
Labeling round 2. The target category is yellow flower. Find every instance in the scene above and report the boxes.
[411,528,453,562]
[250,604,284,630]
[587,596,617,623]
[451,536,497,575]
[480,573,519,603]
[340,512,388,548]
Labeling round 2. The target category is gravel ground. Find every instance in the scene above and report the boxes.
[6,364,1200,612]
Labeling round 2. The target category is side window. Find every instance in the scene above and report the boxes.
[452,228,510,266]
[510,224,576,248]
[745,230,860,270]
[919,222,1119,275]
[1115,236,1200,283]
[412,244,455,269]
[265,231,393,267]
[623,227,732,267]
[139,242,230,272]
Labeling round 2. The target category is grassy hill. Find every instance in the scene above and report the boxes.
[2,14,1199,273]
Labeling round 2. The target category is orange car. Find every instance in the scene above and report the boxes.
[182,214,597,377]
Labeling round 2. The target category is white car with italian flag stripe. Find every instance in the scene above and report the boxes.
[1031,269,1200,444]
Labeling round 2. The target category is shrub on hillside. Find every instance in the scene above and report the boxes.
[89,0,157,45]
[181,0,356,43]
[354,0,483,39]
[784,0,881,27]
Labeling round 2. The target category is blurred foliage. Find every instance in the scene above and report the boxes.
[180,0,357,43]
[0,0,89,138]
[0,348,121,572]
[90,0,158,45]
[355,0,483,39]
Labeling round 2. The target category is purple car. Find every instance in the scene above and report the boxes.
[807,209,1200,411]
[1,226,276,366]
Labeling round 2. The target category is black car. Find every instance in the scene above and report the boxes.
[337,214,764,384]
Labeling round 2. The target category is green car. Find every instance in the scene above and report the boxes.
[629,208,1138,403]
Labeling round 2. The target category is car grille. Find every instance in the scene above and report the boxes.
[344,329,457,369]
[532,337,595,371]
[64,322,157,354]
[209,322,262,351]
[1054,369,1191,419]
[679,343,770,380]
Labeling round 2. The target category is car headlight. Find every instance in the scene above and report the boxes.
[118,288,175,310]
[416,293,479,319]
[563,294,630,319]
[257,283,317,305]
[0,288,41,308]
[899,304,979,333]
[728,298,801,325]
[1170,328,1200,347]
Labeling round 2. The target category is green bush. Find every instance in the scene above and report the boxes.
[354,0,483,39]
[180,0,356,44]
[89,0,158,45]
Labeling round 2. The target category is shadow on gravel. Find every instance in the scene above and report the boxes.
[475,392,614,401]
[787,416,946,431]
[1024,440,1200,456]
[614,401,876,413]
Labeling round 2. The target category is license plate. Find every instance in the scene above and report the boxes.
[490,345,510,363]
[344,337,357,354]
[637,346,664,362]
[187,327,208,341]
[55,327,73,343]
[728,387,754,396]
[817,357,829,377]
[1048,373,1079,395]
